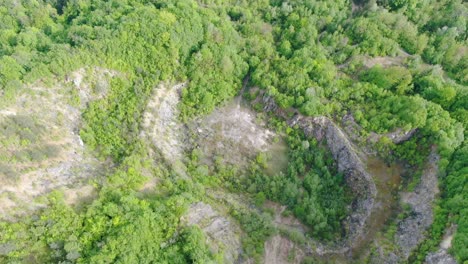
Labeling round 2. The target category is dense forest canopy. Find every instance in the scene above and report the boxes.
[0,0,466,263]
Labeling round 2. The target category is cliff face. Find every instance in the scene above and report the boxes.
[261,92,449,263]
[396,149,440,258]
[261,93,377,252]
[288,115,377,245]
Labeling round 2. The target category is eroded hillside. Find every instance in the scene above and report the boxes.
[0,0,466,263]
[0,68,115,218]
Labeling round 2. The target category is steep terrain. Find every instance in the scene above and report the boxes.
[0,0,465,263]
[0,68,114,219]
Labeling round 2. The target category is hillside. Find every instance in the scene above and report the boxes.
[0,0,466,263]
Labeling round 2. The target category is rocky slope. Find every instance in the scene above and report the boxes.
[0,68,114,219]
[261,92,377,254]
[138,83,452,263]
[396,149,440,259]
[181,202,242,263]
[425,225,457,264]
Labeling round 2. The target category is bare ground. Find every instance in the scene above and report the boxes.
[192,100,277,168]
[140,87,284,263]
[264,201,307,264]
[140,82,188,177]
[0,67,115,218]
[141,82,187,163]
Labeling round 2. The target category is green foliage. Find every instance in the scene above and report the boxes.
[394,136,430,166]
[223,128,350,241]
[363,94,428,133]
[80,77,142,161]
[0,186,213,263]
[444,144,468,262]
[232,210,275,259]
[414,74,458,109]
[360,65,413,95]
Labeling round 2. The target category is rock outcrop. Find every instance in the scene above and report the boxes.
[425,250,457,264]
[192,100,276,168]
[396,149,440,258]
[0,67,113,219]
[426,225,457,264]
[368,128,417,144]
[181,202,242,263]
[264,235,305,264]
[140,82,189,177]
[260,93,377,254]
[141,83,187,164]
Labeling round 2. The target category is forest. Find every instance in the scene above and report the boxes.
[0,0,466,263]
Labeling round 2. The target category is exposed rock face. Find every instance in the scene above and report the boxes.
[264,235,305,264]
[181,202,242,263]
[0,67,112,219]
[140,82,188,177]
[289,115,377,246]
[141,83,187,163]
[368,128,417,144]
[342,113,363,143]
[396,150,440,258]
[260,92,446,263]
[425,221,457,264]
[261,93,377,253]
[425,250,457,264]
[363,148,442,264]
[192,100,277,168]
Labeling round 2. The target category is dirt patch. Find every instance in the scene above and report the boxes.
[62,185,96,206]
[362,50,410,68]
[439,225,456,250]
[349,157,403,260]
[263,202,307,264]
[138,177,160,194]
[363,56,405,68]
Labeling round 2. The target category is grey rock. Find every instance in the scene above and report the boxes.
[182,202,242,264]
[291,115,377,248]
[368,128,417,144]
[396,150,440,258]
[262,93,377,252]
[425,249,457,264]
